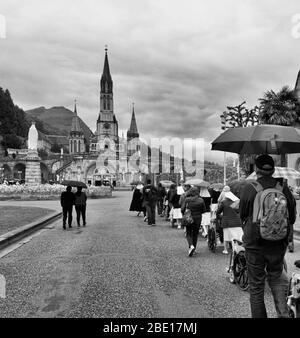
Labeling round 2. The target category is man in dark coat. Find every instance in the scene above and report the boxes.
[60,185,75,230]
[239,155,296,318]
[142,179,158,226]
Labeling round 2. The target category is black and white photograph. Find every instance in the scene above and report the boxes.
[0,0,300,328]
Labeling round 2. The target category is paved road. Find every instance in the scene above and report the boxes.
[0,192,299,318]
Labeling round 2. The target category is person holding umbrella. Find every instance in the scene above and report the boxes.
[60,185,75,230]
[239,155,296,318]
[74,186,87,227]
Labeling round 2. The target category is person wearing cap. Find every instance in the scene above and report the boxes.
[239,154,296,318]
[216,190,243,254]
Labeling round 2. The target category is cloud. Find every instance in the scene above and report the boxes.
[0,0,300,164]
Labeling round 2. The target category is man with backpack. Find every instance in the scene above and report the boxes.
[142,179,158,226]
[240,155,296,318]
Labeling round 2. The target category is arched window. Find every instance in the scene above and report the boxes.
[74,140,77,153]
[78,140,81,153]
[103,97,107,110]
[70,140,73,154]
[107,97,110,110]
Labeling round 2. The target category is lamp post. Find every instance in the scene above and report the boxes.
[220,112,227,185]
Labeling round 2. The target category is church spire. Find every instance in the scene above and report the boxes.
[70,100,83,134]
[101,46,113,93]
[295,70,300,102]
[127,103,139,139]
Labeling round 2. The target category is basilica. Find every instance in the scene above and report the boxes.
[61,48,142,186]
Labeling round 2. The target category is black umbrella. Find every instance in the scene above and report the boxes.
[211,124,300,155]
[228,179,256,199]
[61,180,87,188]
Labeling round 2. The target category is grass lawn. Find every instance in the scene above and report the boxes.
[0,206,54,236]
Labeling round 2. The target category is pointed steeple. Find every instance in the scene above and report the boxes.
[100,46,113,94]
[294,70,300,102]
[127,103,139,139]
[70,100,83,134]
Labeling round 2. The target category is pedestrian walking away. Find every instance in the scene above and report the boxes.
[60,185,75,230]
[181,187,206,257]
[74,186,87,227]
[216,191,243,255]
[156,183,166,217]
[239,155,297,318]
[142,179,158,225]
[129,184,146,217]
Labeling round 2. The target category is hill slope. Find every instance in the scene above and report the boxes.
[25,106,94,143]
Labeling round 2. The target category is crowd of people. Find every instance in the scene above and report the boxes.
[129,155,299,318]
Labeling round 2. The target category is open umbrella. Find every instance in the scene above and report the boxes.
[211,125,300,155]
[184,178,210,187]
[210,183,224,191]
[159,180,175,188]
[61,180,87,188]
[247,167,300,180]
[228,179,256,199]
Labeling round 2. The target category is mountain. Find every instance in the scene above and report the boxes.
[25,106,94,143]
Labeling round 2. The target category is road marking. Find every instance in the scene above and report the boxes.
[0,274,6,298]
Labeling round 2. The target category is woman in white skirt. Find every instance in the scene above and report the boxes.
[216,191,243,254]
[169,186,183,228]
[199,186,212,237]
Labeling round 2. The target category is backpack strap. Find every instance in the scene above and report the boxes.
[250,181,264,223]
[274,182,283,192]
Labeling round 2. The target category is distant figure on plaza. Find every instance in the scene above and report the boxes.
[156,183,166,217]
[240,155,296,318]
[181,187,206,257]
[60,185,75,230]
[129,184,146,217]
[74,186,87,227]
[142,179,158,226]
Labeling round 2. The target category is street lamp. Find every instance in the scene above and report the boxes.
[220,112,228,185]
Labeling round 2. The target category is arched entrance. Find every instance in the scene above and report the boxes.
[40,162,50,183]
[85,163,96,185]
[13,163,25,181]
[2,164,12,181]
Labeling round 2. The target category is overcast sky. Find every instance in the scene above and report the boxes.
[1,0,300,163]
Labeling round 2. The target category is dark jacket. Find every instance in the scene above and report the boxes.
[181,196,206,225]
[61,191,75,208]
[170,193,181,208]
[201,196,212,213]
[157,186,166,200]
[129,188,144,211]
[216,199,242,229]
[239,176,296,250]
[74,192,87,206]
[211,190,221,204]
[142,184,158,204]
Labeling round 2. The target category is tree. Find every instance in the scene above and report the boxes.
[1,134,22,149]
[220,102,261,175]
[259,86,300,166]
[50,142,61,153]
[38,148,48,160]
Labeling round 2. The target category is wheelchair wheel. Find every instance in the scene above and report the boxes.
[233,251,249,291]
[207,227,216,252]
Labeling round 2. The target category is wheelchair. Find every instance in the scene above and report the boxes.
[227,239,249,291]
[207,212,223,253]
[287,260,300,318]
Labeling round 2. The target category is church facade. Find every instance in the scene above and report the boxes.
[62,48,141,186]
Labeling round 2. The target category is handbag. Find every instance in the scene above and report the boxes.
[182,203,194,226]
